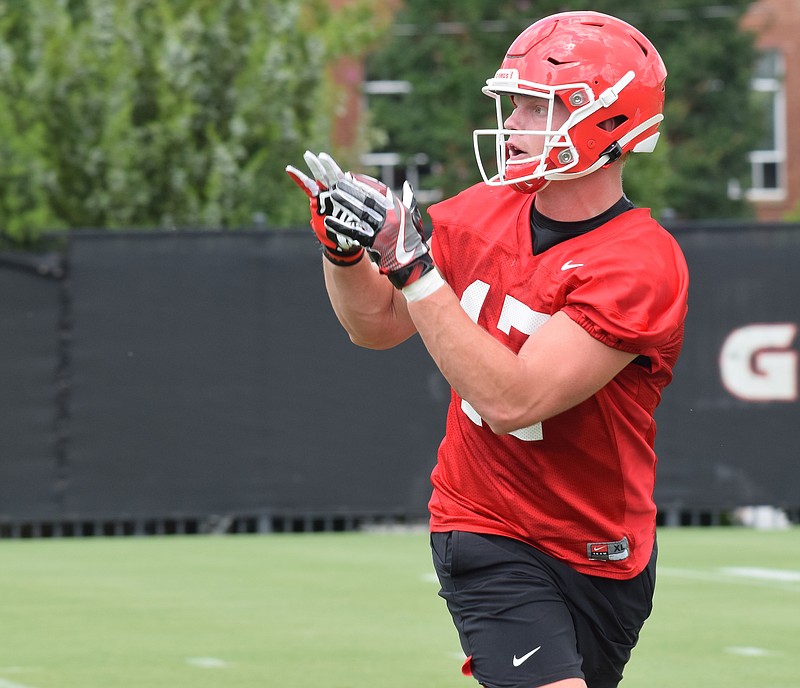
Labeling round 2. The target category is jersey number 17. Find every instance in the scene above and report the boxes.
[459,280,549,442]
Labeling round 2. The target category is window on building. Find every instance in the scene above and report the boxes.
[361,80,442,204]
[747,50,786,201]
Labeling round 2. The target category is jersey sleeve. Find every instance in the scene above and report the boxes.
[561,233,689,353]
[426,188,480,285]
[428,225,447,282]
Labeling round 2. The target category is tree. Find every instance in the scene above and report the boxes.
[0,0,387,245]
[363,0,760,220]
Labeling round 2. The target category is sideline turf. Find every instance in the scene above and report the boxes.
[1,528,797,687]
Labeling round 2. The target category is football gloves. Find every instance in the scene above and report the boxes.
[285,151,364,266]
[327,176,436,290]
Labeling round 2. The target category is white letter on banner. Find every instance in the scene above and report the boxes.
[719,323,798,402]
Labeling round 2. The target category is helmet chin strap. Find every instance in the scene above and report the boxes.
[502,112,662,192]
[546,114,664,182]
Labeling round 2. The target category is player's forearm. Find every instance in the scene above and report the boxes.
[323,258,417,350]
[409,288,636,434]
[406,285,549,434]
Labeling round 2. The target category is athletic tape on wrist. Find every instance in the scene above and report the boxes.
[402,268,445,302]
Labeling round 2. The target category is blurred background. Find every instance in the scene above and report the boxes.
[1,0,798,537]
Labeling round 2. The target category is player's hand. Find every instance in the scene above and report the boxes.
[285,151,364,266]
[327,177,436,290]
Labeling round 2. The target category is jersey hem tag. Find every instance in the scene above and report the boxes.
[587,536,629,561]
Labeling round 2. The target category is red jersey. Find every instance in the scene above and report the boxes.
[426,183,689,579]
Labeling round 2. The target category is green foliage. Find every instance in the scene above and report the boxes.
[0,0,764,243]
[0,0,386,244]
[364,0,760,220]
[625,0,759,219]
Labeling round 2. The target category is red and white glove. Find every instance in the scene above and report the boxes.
[326,176,445,300]
[285,151,364,266]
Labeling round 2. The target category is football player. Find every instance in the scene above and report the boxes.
[287,11,689,688]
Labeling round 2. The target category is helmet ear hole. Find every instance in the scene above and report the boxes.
[598,115,628,133]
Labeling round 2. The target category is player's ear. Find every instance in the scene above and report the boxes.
[598,115,629,133]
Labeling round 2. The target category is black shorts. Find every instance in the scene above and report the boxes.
[430,531,656,688]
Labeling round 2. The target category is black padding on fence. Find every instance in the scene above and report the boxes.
[0,262,62,518]
[654,225,800,510]
[64,232,447,519]
[1,225,799,528]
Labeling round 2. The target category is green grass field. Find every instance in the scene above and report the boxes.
[1,527,798,688]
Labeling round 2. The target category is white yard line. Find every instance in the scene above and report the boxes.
[719,566,800,583]
[658,566,800,592]
[0,678,37,688]
[725,646,781,658]
[186,657,230,669]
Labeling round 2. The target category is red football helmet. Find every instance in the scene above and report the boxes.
[473,11,667,193]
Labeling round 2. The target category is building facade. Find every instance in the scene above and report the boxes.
[742,0,800,221]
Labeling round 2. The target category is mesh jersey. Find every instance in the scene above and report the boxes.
[427,183,689,579]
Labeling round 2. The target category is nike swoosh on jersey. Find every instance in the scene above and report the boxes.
[561,260,584,271]
[512,646,542,667]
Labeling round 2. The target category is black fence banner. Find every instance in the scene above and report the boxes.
[1,225,798,530]
[654,225,800,511]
